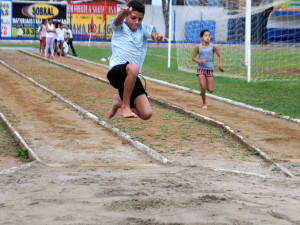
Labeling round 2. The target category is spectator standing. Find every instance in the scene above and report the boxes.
[38,20,47,55]
[45,19,56,59]
[56,23,66,57]
[65,24,77,56]
[17,21,23,37]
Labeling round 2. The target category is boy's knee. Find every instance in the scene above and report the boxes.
[126,64,140,76]
[140,110,152,120]
[208,88,214,93]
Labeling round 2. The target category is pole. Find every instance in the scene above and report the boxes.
[173,9,176,42]
[245,0,251,82]
[167,0,172,68]
[69,9,72,31]
[104,13,107,40]
[34,7,37,39]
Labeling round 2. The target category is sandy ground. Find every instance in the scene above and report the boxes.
[0,49,300,224]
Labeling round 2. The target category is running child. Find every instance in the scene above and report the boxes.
[107,0,168,119]
[192,29,224,109]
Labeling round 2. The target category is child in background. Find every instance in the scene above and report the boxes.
[63,41,68,56]
[192,29,224,110]
[107,0,168,119]
[56,23,66,57]
[38,20,47,55]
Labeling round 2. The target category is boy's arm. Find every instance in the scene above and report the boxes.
[151,32,169,42]
[114,7,132,26]
[192,45,205,64]
[213,45,225,72]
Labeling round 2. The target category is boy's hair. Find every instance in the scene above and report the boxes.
[200,29,211,37]
[127,0,145,14]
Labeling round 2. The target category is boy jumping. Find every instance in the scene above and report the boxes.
[107,0,168,119]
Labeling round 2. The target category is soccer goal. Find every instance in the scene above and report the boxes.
[173,0,300,82]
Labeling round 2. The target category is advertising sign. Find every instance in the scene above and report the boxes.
[12,2,67,38]
[67,3,117,40]
[0,0,12,37]
[274,0,300,16]
[274,0,300,11]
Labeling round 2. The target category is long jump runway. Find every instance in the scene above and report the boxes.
[0,49,299,177]
[1,49,300,225]
[0,60,157,167]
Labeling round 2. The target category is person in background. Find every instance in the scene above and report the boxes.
[65,24,77,57]
[38,19,47,55]
[63,41,68,56]
[17,21,23,37]
[45,19,56,59]
[56,23,66,57]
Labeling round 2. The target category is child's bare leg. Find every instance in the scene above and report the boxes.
[39,43,42,55]
[109,94,122,118]
[198,75,207,109]
[60,43,63,56]
[206,76,214,93]
[121,64,139,118]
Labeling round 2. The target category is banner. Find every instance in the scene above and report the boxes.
[274,0,300,11]
[67,3,117,40]
[0,0,12,37]
[12,2,67,38]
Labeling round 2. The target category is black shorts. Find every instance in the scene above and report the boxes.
[107,62,147,108]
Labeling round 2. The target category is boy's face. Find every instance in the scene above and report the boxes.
[201,31,211,43]
[125,10,144,31]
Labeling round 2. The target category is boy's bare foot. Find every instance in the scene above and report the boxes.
[121,106,137,118]
[201,104,208,110]
[109,95,122,118]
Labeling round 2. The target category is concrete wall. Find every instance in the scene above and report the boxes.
[143,5,229,42]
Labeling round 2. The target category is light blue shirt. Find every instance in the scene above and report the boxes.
[109,17,153,73]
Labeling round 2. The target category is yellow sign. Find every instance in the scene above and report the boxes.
[22,4,59,19]
[67,3,117,40]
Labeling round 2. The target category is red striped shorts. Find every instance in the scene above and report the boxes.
[197,69,214,77]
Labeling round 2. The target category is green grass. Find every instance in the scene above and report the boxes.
[0,120,28,160]
[1,43,299,119]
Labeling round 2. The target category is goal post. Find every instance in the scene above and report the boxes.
[172,0,300,82]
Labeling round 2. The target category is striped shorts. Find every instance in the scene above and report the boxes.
[197,69,214,77]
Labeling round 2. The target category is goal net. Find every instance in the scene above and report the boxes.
[174,0,300,81]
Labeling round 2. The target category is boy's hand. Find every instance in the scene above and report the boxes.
[152,33,169,42]
[115,7,132,26]
[200,59,206,64]
[219,64,225,72]
[119,7,132,17]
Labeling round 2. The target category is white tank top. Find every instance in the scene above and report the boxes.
[46,23,54,38]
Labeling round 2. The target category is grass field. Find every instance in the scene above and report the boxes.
[1,43,299,119]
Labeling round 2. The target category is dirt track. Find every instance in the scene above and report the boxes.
[25,50,300,166]
[31,51,300,162]
[1,49,300,224]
